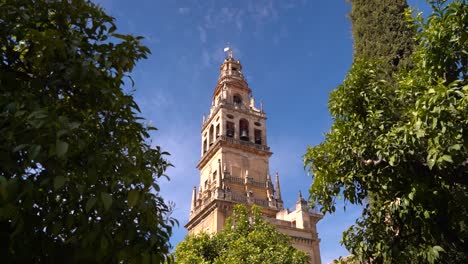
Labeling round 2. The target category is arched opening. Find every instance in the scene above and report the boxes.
[239,119,249,141]
[203,139,207,153]
[233,94,242,105]
[254,129,262,144]
[209,125,214,146]
[226,121,234,138]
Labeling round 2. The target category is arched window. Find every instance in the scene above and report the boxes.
[239,119,249,141]
[209,125,214,145]
[233,94,242,105]
[203,139,207,153]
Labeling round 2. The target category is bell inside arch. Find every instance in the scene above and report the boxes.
[240,129,249,140]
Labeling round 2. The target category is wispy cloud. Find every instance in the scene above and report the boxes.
[179,0,304,70]
[273,24,289,45]
[247,0,278,26]
[178,7,190,15]
[318,204,362,263]
[200,1,278,33]
[235,11,244,32]
[155,125,201,244]
[197,26,207,43]
[201,47,225,68]
[135,89,173,113]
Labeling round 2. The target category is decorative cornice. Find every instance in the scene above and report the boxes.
[212,76,251,101]
[201,99,266,132]
[185,200,218,230]
[187,189,282,231]
[197,135,272,169]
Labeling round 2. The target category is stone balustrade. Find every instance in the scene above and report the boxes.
[224,174,268,188]
[219,135,270,151]
[190,188,279,218]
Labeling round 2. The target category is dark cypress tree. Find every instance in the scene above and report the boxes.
[348,0,414,69]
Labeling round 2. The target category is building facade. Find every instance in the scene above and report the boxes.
[185,50,323,264]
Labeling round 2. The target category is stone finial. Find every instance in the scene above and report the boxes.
[218,159,223,188]
[191,186,197,212]
[275,172,282,201]
[296,190,308,210]
[267,188,271,200]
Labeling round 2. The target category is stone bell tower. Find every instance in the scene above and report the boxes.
[185,49,323,264]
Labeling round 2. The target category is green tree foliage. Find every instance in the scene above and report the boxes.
[0,0,176,262]
[304,1,468,263]
[348,0,414,69]
[175,205,309,264]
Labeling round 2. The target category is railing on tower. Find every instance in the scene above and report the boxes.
[220,99,265,118]
[224,174,244,184]
[224,174,268,188]
[218,70,244,80]
[220,135,270,151]
[190,187,280,218]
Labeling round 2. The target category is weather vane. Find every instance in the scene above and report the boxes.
[224,46,233,58]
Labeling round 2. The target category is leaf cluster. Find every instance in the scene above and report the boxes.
[305,1,468,263]
[174,205,309,264]
[0,0,175,263]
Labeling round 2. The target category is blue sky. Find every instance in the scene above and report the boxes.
[93,0,431,262]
